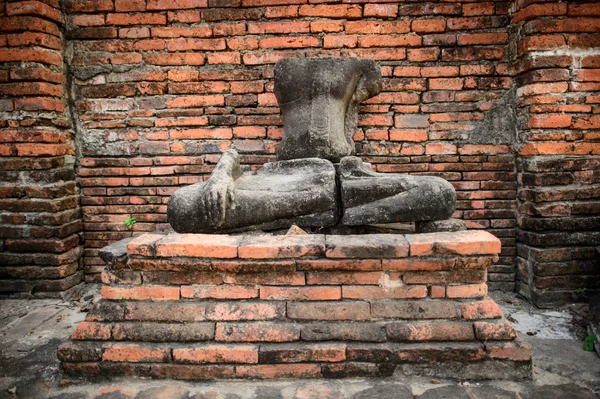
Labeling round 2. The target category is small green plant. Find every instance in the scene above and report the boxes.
[125,216,137,229]
[583,335,596,351]
[574,287,587,295]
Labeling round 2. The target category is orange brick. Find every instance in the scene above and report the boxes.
[474,321,517,340]
[154,234,240,258]
[487,340,532,361]
[260,286,341,301]
[460,299,502,320]
[310,20,344,33]
[389,129,428,142]
[425,142,457,155]
[173,345,258,364]
[127,233,164,256]
[446,284,488,299]
[364,4,398,18]
[323,35,357,49]
[299,4,362,19]
[528,114,572,128]
[72,322,112,340]
[208,52,241,65]
[431,286,446,298]
[102,343,169,362]
[406,231,501,257]
[412,19,446,33]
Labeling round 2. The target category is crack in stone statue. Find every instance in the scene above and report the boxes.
[168,57,457,233]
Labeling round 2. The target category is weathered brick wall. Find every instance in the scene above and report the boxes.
[512,1,600,307]
[0,0,83,297]
[66,0,518,290]
[1,0,598,305]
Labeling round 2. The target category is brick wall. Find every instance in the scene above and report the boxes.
[512,0,600,307]
[1,0,599,305]
[0,0,83,297]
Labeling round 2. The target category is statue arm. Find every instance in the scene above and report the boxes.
[202,149,241,227]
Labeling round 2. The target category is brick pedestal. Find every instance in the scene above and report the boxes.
[58,230,532,381]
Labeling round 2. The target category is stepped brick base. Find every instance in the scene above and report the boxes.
[58,230,532,381]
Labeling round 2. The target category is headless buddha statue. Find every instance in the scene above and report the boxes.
[168,57,456,233]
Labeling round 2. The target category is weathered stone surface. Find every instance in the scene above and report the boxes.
[415,219,467,233]
[338,156,456,225]
[168,151,338,233]
[275,57,381,162]
[98,238,133,267]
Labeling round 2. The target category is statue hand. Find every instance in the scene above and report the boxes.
[201,176,235,228]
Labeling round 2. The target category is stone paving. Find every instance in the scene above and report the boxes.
[0,288,598,399]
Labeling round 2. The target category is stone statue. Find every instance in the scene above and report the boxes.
[168,57,457,233]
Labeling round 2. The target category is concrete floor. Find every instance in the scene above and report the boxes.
[0,287,598,399]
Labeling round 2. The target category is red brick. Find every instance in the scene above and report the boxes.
[406,231,501,256]
[173,345,258,364]
[528,114,572,128]
[102,343,169,362]
[342,285,427,300]
[208,52,241,65]
[459,33,508,45]
[474,321,517,340]
[310,20,344,33]
[299,4,361,19]
[101,286,180,301]
[260,286,341,301]
[155,234,239,258]
[259,36,319,49]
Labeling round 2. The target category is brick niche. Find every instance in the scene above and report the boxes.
[58,230,532,381]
